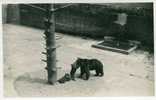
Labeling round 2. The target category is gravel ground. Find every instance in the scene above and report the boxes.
[3,24,154,97]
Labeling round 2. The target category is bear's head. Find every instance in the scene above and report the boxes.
[64,73,71,81]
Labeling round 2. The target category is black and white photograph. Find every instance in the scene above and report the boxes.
[1,2,155,97]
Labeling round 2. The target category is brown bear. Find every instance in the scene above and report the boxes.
[70,58,104,80]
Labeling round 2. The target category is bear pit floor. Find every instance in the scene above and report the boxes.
[3,24,154,96]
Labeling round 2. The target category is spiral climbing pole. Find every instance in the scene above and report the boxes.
[42,4,57,85]
[42,4,76,85]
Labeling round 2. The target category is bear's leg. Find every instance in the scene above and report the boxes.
[85,71,90,80]
[99,67,104,76]
[79,67,84,78]
[85,66,90,80]
[70,65,77,81]
[79,72,83,78]
[94,69,99,76]
[100,71,104,76]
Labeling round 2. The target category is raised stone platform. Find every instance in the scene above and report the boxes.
[92,36,140,54]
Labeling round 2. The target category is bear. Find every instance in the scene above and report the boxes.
[70,58,104,80]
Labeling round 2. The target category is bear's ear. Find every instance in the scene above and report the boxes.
[77,57,80,60]
[77,57,83,60]
[65,73,69,76]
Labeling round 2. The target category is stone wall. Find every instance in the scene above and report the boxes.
[5,3,154,48]
[2,4,8,24]
[6,4,20,24]
[54,4,153,47]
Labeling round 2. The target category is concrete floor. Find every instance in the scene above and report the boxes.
[3,24,154,97]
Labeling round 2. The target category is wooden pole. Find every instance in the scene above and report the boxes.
[43,4,75,85]
[44,4,57,85]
